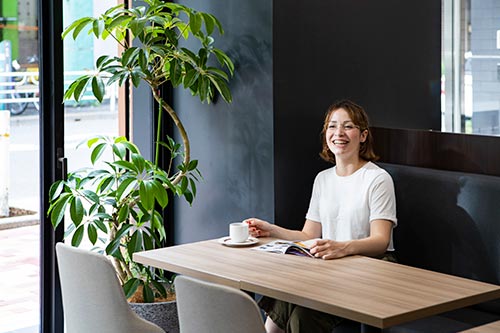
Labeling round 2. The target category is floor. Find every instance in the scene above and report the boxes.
[0,225,39,333]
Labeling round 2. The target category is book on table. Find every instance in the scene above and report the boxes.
[253,239,319,258]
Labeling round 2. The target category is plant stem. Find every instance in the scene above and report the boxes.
[151,88,190,186]
[155,89,162,167]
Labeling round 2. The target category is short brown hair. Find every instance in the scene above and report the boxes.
[319,99,378,163]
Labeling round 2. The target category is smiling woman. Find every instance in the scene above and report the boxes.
[244,99,397,333]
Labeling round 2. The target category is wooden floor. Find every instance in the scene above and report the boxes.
[0,225,39,333]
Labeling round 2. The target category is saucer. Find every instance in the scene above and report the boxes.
[218,236,259,247]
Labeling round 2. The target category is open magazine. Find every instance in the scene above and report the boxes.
[253,239,319,258]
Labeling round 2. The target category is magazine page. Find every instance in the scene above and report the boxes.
[253,239,319,258]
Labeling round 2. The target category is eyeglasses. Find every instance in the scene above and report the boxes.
[327,122,360,132]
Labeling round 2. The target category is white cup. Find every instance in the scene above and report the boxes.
[229,222,249,243]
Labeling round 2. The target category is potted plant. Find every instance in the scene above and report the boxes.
[47,0,233,330]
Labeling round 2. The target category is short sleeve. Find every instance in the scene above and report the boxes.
[369,172,397,226]
[305,174,322,222]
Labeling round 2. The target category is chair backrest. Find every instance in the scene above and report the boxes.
[175,275,266,333]
[55,242,164,333]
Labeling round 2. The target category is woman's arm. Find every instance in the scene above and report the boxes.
[309,219,393,259]
[245,218,322,240]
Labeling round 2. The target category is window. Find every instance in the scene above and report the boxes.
[442,0,500,135]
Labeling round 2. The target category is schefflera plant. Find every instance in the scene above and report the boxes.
[47,0,234,302]
[48,135,200,302]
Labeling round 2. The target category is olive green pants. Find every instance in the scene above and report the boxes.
[259,252,397,333]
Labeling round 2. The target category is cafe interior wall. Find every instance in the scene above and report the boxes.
[172,0,274,243]
[167,0,440,241]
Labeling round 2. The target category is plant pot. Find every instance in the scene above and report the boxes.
[130,300,179,333]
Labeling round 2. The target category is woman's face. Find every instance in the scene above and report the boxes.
[325,109,368,161]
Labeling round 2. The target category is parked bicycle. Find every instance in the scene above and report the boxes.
[7,60,39,115]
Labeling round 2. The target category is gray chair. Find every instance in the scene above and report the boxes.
[55,242,165,333]
[174,275,265,333]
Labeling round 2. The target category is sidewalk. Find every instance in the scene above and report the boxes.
[0,224,39,333]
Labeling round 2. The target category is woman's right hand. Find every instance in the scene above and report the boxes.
[243,218,274,238]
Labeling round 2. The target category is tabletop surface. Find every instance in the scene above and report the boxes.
[133,238,500,328]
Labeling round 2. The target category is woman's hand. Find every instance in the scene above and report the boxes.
[243,218,274,238]
[309,239,349,260]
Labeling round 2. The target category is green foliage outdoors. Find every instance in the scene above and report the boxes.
[47,0,233,302]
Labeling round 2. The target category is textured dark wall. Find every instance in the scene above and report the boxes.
[274,0,441,230]
[173,0,273,243]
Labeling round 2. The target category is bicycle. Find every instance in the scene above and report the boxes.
[6,60,40,115]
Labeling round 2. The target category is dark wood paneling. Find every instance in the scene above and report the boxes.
[373,127,500,177]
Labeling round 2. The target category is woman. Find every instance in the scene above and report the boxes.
[244,99,397,333]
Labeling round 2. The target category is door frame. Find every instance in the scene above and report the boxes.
[39,0,65,331]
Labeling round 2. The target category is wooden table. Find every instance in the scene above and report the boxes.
[133,238,500,329]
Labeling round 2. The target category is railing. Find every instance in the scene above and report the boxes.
[0,70,117,111]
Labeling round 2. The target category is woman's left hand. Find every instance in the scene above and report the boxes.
[309,239,349,260]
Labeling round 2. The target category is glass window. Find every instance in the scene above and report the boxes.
[442,0,500,135]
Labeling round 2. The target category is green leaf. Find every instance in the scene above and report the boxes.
[152,280,167,298]
[92,18,105,37]
[70,197,84,226]
[198,76,209,102]
[142,283,155,303]
[131,153,146,173]
[49,180,64,202]
[106,224,132,257]
[139,181,155,211]
[97,176,114,194]
[121,47,139,67]
[113,160,138,173]
[62,17,92,39]
[183,65,199,89]
[82,190,100,204]
[87,223,97,245]
[121,141,139,154]
[123,278,141,299]
[180,176,188,194]
[201,13,215,35]
[189,12,203,34]
[169,59,182,87]
[152,180,168,209]
[184,190,193,205]
[108,15,131,31]
[73,77,91,102]
[116,178,137,201]
[87,137,100,148]
[91,76,105,103]
[127,230,143,259]
[213,48,234,75]
[71,225,85,247]
[94,219,107,233]
[152,211,166,240]
[90,143,107,164]
[189,178,197,197]
[50,193,72,228]
[112,143,126,160]
[187,160,198,171]
[93,212,113,220]
[117,205,130,223]
[208,75,232,103]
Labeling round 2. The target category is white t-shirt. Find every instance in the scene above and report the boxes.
[305,162,397,251]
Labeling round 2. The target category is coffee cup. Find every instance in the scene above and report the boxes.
[229,222,249,243]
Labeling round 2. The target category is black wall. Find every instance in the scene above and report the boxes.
[274,0,441,230]
[170,0,441,240]
[173,0,273,243]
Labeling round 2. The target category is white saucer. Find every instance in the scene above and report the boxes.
[218,236,259,247]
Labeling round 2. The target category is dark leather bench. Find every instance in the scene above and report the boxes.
[379,163,500,332]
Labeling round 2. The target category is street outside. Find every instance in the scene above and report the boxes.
[0,103,118,333]
[8,103,118,213]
